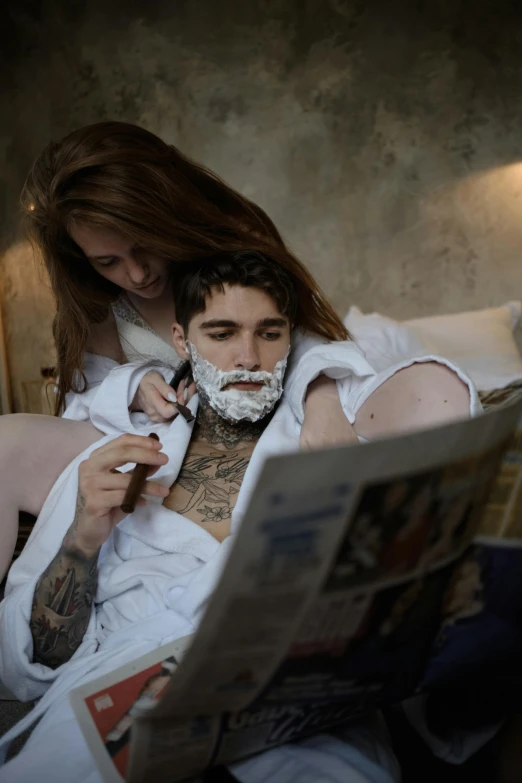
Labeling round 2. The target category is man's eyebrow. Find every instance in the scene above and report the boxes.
[256,317,288,328]
[199,319,239,329]
[199,317,288,329]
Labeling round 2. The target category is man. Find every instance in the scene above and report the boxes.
[0,252,477,782]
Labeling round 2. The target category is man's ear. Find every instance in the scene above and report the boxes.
[172,322,190,359]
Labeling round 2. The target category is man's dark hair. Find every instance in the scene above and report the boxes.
[172,251,299,331]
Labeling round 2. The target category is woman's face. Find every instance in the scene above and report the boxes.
[70,223,171,299]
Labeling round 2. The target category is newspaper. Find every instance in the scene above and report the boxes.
[69,392,522,782]
[421,386,522,700]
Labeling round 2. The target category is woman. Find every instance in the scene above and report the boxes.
[0,121,359,580]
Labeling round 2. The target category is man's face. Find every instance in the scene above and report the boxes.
[173,284,291,387]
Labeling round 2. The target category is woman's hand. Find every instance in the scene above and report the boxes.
[300,376,359,450]
[130,371,196,423]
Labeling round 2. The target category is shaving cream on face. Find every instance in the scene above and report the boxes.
[186,342,288,423]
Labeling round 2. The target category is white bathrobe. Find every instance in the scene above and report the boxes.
[0,341,480,783]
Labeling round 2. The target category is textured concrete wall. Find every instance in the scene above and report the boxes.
[2,0,522,411]
[0,243,56,413]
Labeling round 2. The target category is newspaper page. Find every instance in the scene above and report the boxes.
[421,384,522,699]
[69,394,522,783]
[69,636,194,783]
[479,391,522,541]
[129,396,522,782]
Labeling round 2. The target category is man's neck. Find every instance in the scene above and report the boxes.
[193,396,274,451]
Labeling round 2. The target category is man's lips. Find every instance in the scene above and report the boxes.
[223,382,264,392]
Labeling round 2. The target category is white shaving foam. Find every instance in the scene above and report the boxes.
[187,342,288,422]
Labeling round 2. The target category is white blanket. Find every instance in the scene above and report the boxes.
[0,345,480,782]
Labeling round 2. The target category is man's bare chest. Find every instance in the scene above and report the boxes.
[162,439,255,541]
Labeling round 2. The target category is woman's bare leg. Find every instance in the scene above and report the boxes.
[0,414,103,581]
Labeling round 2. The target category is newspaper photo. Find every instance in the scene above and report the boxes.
[70,636,194,783]
[69,392,522,782]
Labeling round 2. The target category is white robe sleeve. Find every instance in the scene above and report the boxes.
[284,330,377,424]
[336,354,482,423]
[61,353,121,421]
[86,360,175,436]
[285,332,481,425]
[0,440,113,701]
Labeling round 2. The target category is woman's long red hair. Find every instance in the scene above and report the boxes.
[21,122,348,413]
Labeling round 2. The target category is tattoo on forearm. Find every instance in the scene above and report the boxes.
[29,493,98,669]
[64,489,85,544]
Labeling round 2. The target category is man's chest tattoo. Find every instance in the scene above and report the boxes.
[163,447,252,529]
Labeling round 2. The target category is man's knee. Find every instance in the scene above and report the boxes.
[355,361,471,439]
[399,362,471,420]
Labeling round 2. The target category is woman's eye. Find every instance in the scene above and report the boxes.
[98,257,118,268]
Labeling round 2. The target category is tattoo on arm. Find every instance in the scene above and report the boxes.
[29,493,99,669]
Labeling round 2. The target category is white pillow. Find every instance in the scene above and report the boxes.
[344,302,522,391]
